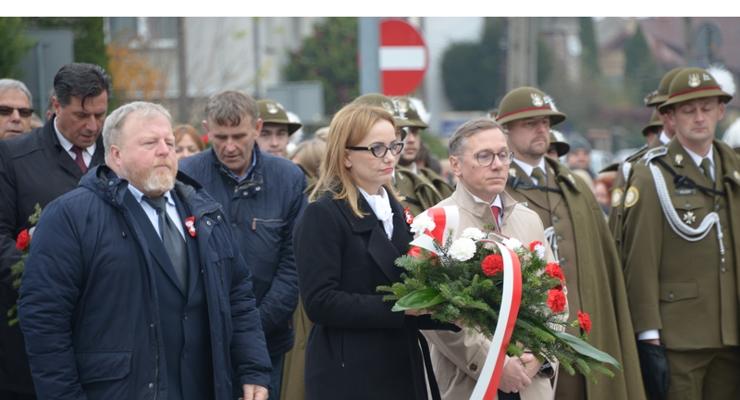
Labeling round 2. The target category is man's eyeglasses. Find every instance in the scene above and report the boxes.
[0,106,34,118]
[474,150,513,167]
[346,141,405,158]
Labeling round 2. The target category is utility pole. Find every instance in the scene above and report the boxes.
[253,17,262,98]
[358,17,380,94]
[176,17,188,122]
[506,18,537,90]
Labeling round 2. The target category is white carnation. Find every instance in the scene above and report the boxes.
[448,238,476,261]
[410,213,435,234]
[502,237,523,251]
[533,243,546,259]
[460,227,486,241]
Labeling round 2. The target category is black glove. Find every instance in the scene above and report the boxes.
[636,341,670,400]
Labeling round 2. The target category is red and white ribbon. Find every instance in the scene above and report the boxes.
[409,206,459,254]
[470,241,522,400]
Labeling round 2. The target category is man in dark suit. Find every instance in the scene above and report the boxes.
[0,63,110,400]
[18,101,271,400]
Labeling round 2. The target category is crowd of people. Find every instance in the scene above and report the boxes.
[0,61,739,400]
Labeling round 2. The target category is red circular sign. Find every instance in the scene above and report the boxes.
[380,19,428,96]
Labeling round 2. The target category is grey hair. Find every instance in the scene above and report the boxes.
[103,101,172,157]
[448,117,504,156]
[0,79,32,104]
[205,90,259,127]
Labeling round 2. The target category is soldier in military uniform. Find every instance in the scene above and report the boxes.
[352,93,446,216]
[622,67,740,400]
[497,86,645,400]
[395,96,454,199]
[256,99,302,158]
[547,129,570,159]
[608,68,684,244]
[642,110,664,147]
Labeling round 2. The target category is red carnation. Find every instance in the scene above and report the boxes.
[15,229,30,251]
[529,240,543,252]
[403,207,414,225]
[407,246,422,258]
[481,254,504,276]
[577,310,592,334]
[545,262,565,283]
[547,288,566,313]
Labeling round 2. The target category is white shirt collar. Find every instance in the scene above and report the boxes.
[682,145,714,170]
[512,157,546,179]
[358,186,394,239]
[466,187,504,224]
[127,184,176,208]
[54,118,96,156]
[659,130,670,145]
[408,162,419,175]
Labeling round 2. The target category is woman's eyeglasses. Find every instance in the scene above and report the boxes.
[0,106,34,118]
[346,141,405,158]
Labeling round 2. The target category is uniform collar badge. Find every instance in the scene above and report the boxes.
[674,154,683,166]
[509,168,517,178]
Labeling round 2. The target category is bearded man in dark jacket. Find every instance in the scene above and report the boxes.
[18,101,271,400]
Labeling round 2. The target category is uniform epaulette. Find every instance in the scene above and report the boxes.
[642,146,668,162]
[624,145,649,162]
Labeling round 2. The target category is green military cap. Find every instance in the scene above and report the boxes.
[645,67,685,107]
[257,99,302,135]
[642,110,663,136]
[549,129,570,157]
[393,97,428,129]
[658,67,733,112]
[352,93,408,139]
[496,86,566,126]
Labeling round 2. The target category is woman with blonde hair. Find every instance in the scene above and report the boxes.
[294,103,450,400]
[173,124,204,160]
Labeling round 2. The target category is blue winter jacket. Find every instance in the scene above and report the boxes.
[18,166,271,400]
[180,147,306,356]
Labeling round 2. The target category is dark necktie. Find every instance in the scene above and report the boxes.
[700,158,713,182]
[491,205,502,233]
[72,146,88,174]
[531,167,546,185]
[144,196,188,288]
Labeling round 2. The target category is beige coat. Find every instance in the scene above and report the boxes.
[423,186,557,400]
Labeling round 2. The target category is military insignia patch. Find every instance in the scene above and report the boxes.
[674,154,683,165]
[702,73,712,81]
[611,187,623,207]
[531,93,544,107]
[393,99,408,119]
[543,95,558,111]
[509,168,517,178]
[266,102,280,114]
[624,186,639,208]
[682,210,696,224]
[688,73,701,88]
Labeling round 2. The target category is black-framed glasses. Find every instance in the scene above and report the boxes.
[474,150,513,167]
[0,106,34,118]
[346,141,405,158]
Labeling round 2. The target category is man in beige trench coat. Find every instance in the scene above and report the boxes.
[423,118,557,400]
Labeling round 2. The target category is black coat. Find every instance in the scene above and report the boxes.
[0,117,104,394]
[294,191,444,400]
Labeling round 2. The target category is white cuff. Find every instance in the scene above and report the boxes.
[638,330,660,341]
